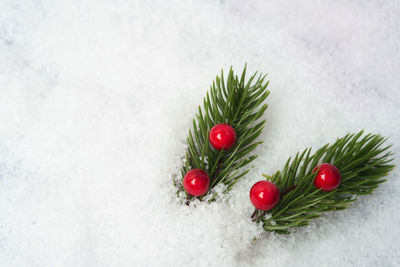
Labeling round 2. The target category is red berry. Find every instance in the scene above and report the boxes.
[183,169,210,196]
[250,181,280,211]
[209,123,236,151]
[313,163,341,191]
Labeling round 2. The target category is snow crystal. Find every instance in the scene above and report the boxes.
[0,0,399,266]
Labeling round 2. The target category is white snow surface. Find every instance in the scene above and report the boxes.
[0,0,399,266]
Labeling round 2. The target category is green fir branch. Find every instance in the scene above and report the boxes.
[178,65,270,199]
[257,131,395,234]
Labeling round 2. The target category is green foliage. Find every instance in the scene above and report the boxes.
[257,131,395,234]
[178,65,270,199]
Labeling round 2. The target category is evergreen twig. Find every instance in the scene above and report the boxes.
[259,131,395,234]
[178,65,270,200]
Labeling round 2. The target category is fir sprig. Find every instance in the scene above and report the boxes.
[178,65,270,199]
[256,131,395,233]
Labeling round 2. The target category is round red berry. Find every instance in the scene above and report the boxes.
[209,123,236,151]
[313,163,341,191]
[250,181,280,211]
[183,169,210,196]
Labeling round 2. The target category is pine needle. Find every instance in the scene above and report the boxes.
[178,65,270,200]
[260,131,395,233]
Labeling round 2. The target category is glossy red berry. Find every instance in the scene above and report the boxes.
[183,169,210,196]
[209,123,236,151]
[313,163,341,191]
[250,181,280,211]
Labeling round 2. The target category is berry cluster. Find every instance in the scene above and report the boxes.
[183,123,237,197]
[250,163,341,211]
[183,123,342,210]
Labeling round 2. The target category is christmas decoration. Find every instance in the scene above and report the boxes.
[250,181,280,211]
[209,123,237,151]
[183,169,210,196]
[176,65,270,201]
[252,131,394,233]
[313,163,341,191]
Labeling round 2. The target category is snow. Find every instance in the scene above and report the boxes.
[0,0,399,266]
